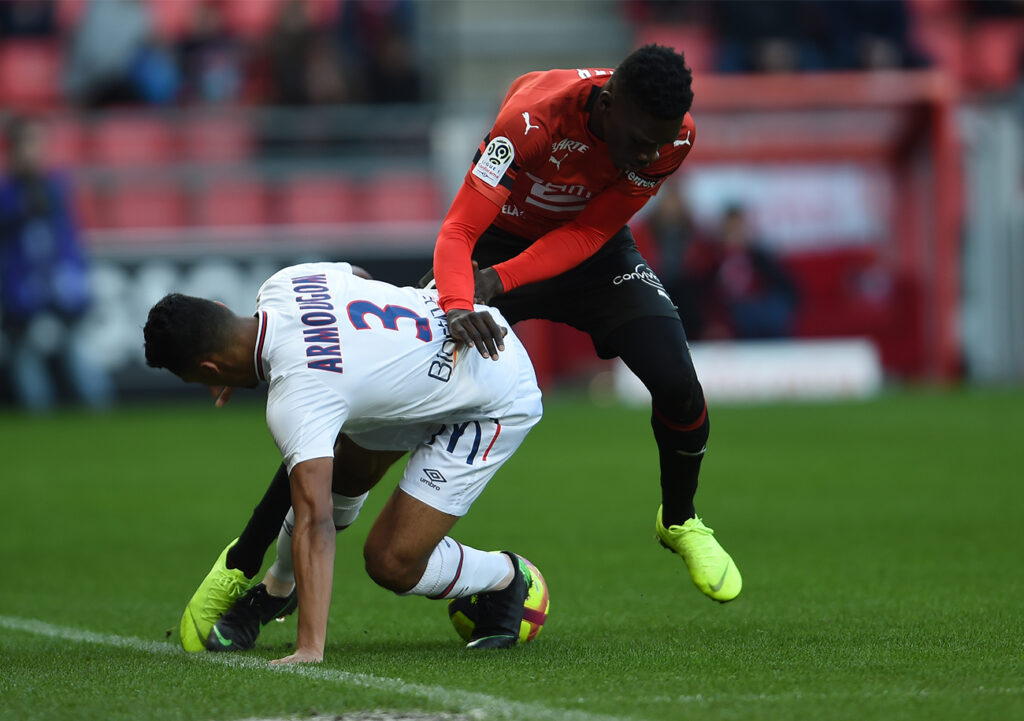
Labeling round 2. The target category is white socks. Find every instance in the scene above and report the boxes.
[267,492,368,584]
[402,537,513,600]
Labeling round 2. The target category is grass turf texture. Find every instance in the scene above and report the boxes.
[1,389,1022,721]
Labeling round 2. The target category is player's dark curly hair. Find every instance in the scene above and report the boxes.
[143,293,234,375]
[614,44,693,119]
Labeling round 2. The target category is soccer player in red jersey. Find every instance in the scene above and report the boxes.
[180,46,740,657]
[430,44,741,604]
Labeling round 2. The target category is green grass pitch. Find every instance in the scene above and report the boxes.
[1,389,1022,721]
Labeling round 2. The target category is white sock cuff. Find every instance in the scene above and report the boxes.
[268,508,296,583]
[402,538,511,600]
[332,492,368,528]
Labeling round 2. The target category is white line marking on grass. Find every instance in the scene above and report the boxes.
[0,616,634,721]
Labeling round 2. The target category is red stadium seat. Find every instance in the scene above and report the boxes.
[195,179,269,226]
[222,0,283,39]
[56,0,88,32]
[148,0,200,40]
[105,182,188,228]
[72,183,105,230]
[361,172,443,222]
[91,117,177,167]
[181,115,254,163]
[0,40,62,110]
[966,20,1024,91]
[278,176,362,224]
[634,24,715,75]
[44,119,86,168]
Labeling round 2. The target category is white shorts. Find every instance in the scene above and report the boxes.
[346,345,542,516]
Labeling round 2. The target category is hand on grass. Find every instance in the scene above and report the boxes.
[270,649,323,665]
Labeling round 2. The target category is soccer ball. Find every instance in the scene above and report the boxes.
[448,556,549,643]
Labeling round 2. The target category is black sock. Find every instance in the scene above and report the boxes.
[605,316,709,528]
[652,403,708,526]
[226,463,292,578]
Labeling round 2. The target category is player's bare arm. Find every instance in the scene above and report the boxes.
[271,456,335,665]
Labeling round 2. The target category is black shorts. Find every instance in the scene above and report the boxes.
[472,224,681,358]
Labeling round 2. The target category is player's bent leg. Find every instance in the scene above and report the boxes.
[608,316,742,601]
[365,488,526,649]
[655,506,742,603]
[179,538,257,652]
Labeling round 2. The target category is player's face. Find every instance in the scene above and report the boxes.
[604,93,683,173]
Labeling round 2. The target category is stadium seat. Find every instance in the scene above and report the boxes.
[181,115,254,163]
[361,172,443,222]
[278,176,362,224]
[55,0,87,32]
[90,117,177,167]
[194,178,269,227]
[72,183,104,229]
[634,24,715,75]
[222,0,283,39]
[0,40,62,110]
[148,0,199,40]
[966,20,1024,91]
[105,182,189,228]
[44,119,86,168]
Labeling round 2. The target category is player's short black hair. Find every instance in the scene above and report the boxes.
[143,293,234,375]
[614,44,694,119]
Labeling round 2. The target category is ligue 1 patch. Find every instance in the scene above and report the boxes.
[472,136,514,188]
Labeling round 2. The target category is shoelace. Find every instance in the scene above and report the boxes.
[201,574,250,622]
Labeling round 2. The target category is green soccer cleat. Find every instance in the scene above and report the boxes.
[179,538,257,652]
[655,506,742,603]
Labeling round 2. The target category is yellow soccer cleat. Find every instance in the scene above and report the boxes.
[655,506,742,603]
[179,538,257,652]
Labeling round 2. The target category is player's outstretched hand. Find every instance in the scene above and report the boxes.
[447,309,507,360]
[473,266,504,305]
[270,649,323,665]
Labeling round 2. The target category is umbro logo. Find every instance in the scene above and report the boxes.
[419,468,447,490]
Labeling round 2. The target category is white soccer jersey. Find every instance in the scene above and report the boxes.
[254,262,538,474]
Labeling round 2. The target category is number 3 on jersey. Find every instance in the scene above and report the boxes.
[347,300,432,342]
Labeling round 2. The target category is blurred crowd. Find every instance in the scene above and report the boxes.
[638,193,799,343]
[628,0,1024,89]
[0,0,423,108]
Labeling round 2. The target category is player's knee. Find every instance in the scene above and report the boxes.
[363,543,419,593]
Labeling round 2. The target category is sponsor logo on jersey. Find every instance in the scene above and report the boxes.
[548,138,589,171]
[626,170,659,190]
[551,138,589,155]
[472,136,515,188]
[502,201,524,217]
[576,68,611,79]
[524,171,592,213]
[612,263,667,291]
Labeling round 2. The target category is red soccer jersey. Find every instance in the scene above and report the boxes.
[434,67,696,312]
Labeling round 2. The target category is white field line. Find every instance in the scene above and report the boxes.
[0,615,635,721]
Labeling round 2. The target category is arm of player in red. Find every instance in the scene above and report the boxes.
[271,457,335,665]
[491,187,649,292]
[433,184,508,360]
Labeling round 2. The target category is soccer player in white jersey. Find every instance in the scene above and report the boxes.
[143,262,544,663]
